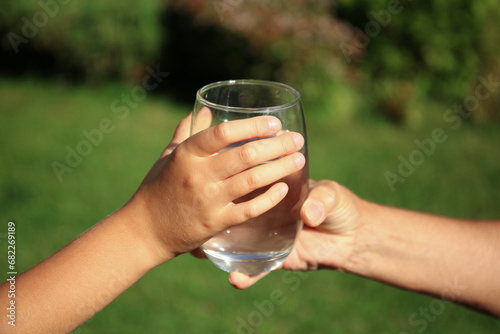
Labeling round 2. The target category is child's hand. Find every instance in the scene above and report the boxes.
[125,113,306,264]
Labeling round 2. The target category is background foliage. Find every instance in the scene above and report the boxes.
[2,0,499,122]
[1,0,164,80]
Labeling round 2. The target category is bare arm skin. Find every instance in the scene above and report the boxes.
[230,180,500,317]
[0,114,306,333]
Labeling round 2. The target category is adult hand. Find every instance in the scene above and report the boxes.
[229,179,364,289]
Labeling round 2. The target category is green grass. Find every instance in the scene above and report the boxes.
[1,77,500,333]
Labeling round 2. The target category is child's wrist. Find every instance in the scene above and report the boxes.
[116,196,176,269]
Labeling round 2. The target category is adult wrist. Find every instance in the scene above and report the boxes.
[340,199,385,277]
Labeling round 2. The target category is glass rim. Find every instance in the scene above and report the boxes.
[196,79,301,113]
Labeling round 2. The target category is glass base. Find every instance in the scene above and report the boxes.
[203,248,291,275]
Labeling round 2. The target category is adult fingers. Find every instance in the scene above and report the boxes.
[300,180,361,234]
[229,271,272,290]
[184,116,282,157]
[300,182,336,228]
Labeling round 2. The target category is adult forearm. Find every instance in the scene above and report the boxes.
[344,200,500,316]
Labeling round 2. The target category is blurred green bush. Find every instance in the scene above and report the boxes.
[1,0,164,81]
[168,0,500,123]
[1,0,499,122]
[335,0,500,122]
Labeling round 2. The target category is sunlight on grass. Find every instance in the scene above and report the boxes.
[1,78,499,333]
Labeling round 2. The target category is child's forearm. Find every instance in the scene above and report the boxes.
[0,204,160,334]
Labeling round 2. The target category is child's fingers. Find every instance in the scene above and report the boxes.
[212,132,305,180]
[161,113,193,158]
[185,116,282,156]
[191,107,213,135]
[223,152,305,202]
[224,182,289,225]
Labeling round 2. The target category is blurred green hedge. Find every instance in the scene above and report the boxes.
[1,0,499,122]
[164,0,500,122]
[335,0,500,122]
[1,0,164,81]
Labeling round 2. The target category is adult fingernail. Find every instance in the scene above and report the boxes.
[306,201,323,224]
[229,272,245,288]
[268,118,280,130]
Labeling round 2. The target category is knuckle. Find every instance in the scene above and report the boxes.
[319,179,338,188]
[268,192,280,207]
[193,193,209,209]
[181,172,198,188]
[276,133,295,154]
[246,171,261,188]
[254,118,264,136]
[320,187,337,208]
[225,159,240,175]
[203,182,221,199]
[318,181,338,197]
[169,145,184,162]
[214,122,231,142]
[242,203,257,219]
[181,174,193,188]
[312,182,338,210]
[240,145,257,164]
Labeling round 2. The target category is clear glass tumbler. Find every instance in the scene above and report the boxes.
[191,79,308,275]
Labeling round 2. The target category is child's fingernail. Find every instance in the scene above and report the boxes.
[306,201,323,224]
[293,133,303,146]
[280,184,289,196]
[268,118,280,130]
[295,154,305,167]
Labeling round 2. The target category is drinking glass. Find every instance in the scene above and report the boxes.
[191,79,308,275]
